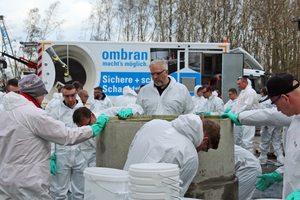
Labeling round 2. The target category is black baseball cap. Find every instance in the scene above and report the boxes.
[259,73,299,103]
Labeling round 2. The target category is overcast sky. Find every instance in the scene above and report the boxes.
[1,0,92,54]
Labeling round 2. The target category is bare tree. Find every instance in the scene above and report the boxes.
[39,1,65,40]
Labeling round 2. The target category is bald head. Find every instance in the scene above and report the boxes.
[78,90,89,104]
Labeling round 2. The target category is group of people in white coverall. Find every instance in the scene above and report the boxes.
[0,58,298,200]
[0,74,109,199]
[222,72,300,200]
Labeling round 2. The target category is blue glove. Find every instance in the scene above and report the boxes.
[255,171,283,191]
[197,112,211,116]
[225,108,232,113]
[286,190,300,200]
[91,113,110,137]
[51,154,57,175]
[118,108,133,119]
[220,113,242,126]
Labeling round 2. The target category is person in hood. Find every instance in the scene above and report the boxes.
[135,59,194,115]
[198,85,224,115]
[45,85,64,113]
[230,76,258,154]
[192,85,207,113]
[114,86,138,106]
[123,114,221,196]
[90,86,112,113]
[0,74,108,200]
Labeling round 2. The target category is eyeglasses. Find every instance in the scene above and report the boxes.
[271,95,281,105]
[206,139,210,152]
[228,93,233,96]
[84,95,89,98]
[271,94,289,105]
[150,70,165,76]
[86,115,92,126]
[63,92,76,98]
[202,91,207,94]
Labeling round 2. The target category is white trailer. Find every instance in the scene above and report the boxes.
[37,41,265,104]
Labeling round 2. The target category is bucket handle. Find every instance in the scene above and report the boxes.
[156,173,183,192]
[170,195,181,200]
[158,174,183,184]
[90,176,128,195]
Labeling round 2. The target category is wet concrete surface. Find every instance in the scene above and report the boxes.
[251,134,283,199]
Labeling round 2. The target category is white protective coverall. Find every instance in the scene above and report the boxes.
[114,86,137,106]
[45,92,63,113]
[192,85,207,112]
[89,93,112,113]
[238,108,296,199]
[50,100,86,200]
[258,99,284,164]
[235,145,262,200]
[230,83,258,153]
[80,103,144,167]
[200,93,225,115]
[224,98,238,110]
[136,76,195,115]
[0,92,4,103]
[0,92,5,114]
[123,114,203,196]
[0,92,93,200]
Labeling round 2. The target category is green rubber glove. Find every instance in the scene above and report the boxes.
[286,190,300,200]
[91,113,110,137]
[255,171,283,191]
[220,113,242,126]
[50,154,57,175]
[118,108,133,119]
[197,112,211,115]
[225,108,232,113]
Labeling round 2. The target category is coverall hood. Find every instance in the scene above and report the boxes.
[53,92,63,99]
[123,86,138,97]
[2,92,34,111]
[171,114,203,147]
[193,85,201,97]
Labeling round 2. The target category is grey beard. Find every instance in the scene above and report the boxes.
[154,81,163,87]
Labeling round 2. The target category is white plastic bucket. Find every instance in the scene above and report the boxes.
[129,183,180,193]
[129,175,180,186]
[128,163,182,200]
[129,191,180,200]
[83,167,128,200]
[180,198,203,200]
[129,163,179,179]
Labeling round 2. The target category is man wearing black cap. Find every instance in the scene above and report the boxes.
[258,73,300,200]
[222,73,300,200]
[0,74,109,200]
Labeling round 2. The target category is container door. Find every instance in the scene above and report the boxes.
[222,53,243,103]
[169,50,202,94]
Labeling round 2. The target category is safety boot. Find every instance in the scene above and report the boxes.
[275,150,285,165]
[258,152,268,165]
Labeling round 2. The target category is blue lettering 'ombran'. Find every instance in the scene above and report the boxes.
[102,48,148,60]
